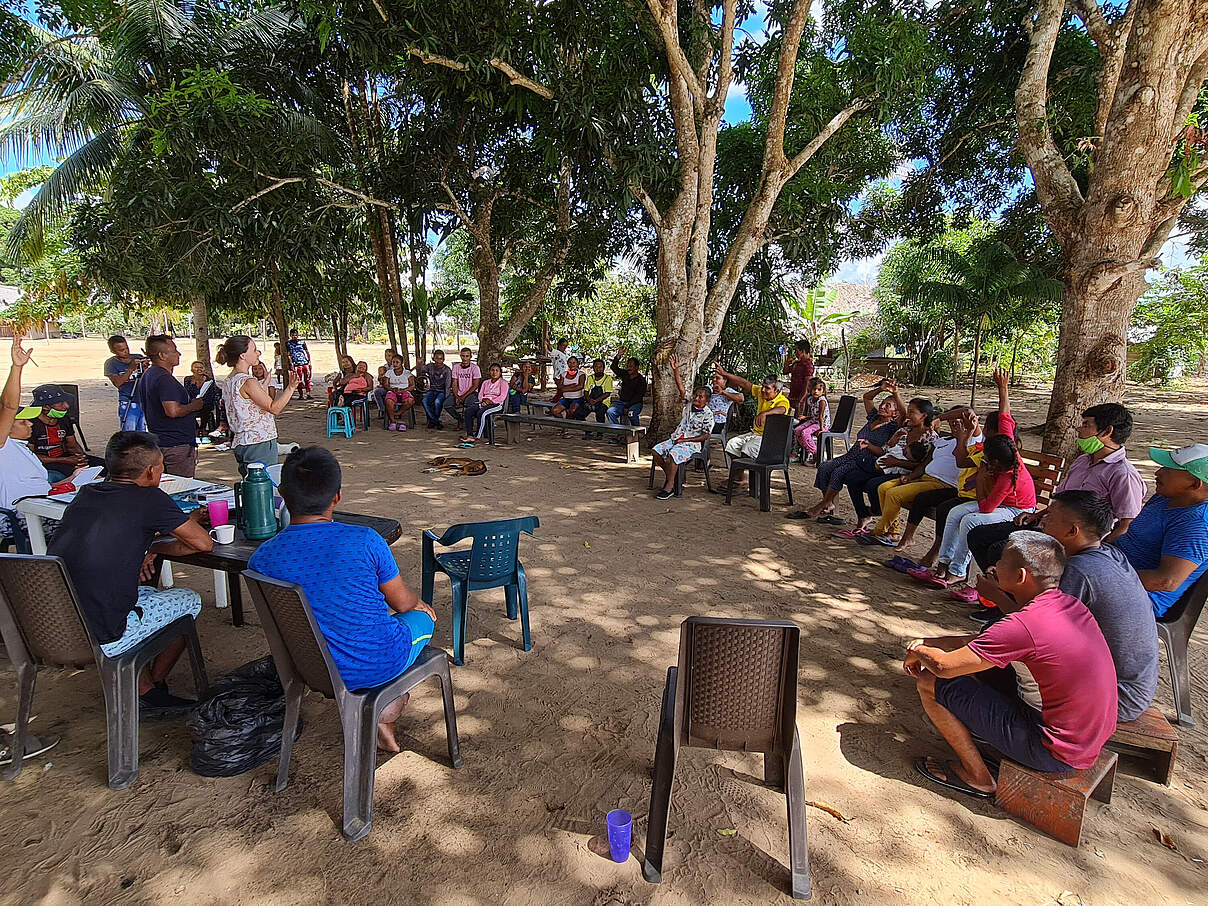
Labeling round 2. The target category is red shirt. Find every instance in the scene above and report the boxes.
[788,357,815,402]
[980,455,1037,512]
[969,589,1118,768]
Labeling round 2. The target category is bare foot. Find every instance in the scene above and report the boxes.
[921,755,996,795]
[805,503,828,518]
[375,692,411,753]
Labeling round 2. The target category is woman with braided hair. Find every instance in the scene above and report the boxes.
[910,433,1037,596]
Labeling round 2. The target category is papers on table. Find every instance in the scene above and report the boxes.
[74,466,104,486]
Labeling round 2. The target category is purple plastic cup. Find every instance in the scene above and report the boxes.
[207,498,230,527]
[606,809,632,863]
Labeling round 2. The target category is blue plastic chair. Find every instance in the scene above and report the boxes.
[326,407,355,438]
[421,517,539,665]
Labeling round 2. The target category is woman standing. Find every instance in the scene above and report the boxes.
[217,336,297,476]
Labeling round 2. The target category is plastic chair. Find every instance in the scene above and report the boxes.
[242,570,463,842]
[0,553,208,787]
[725,414,795,512]
[421,517,539,665]
[0,507,31,554]
[349,398,371,432]
[54,383,89,451]
[1157,570,1208,727]
[326,407,355,438]
[643,616,810,899]
[817,395,857,464]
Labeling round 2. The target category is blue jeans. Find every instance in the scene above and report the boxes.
[938,501,1029,578]
[423,390,446,424]
[607,401,642,426]
[118,398,146,432]
[508,391,527,414]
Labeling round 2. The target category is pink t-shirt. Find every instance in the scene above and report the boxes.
[980,455,1038,512]
[968,589,1117,769]
[452,363,481,395]
[478,377,508,406]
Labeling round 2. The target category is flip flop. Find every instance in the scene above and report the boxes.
[833,529,861,540]
[913,757,994,800]
[785,510,811,518]
[907,567,949,589]
[0,732,60,766]
[817,515,844,525]
[884,556,921,574]
[947,586,980,604]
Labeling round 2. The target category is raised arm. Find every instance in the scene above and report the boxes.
[862,382,884,416]
[670,354,686,398]
[714,362,754,395]
[993,366,1010,416]
[0,337,32,446]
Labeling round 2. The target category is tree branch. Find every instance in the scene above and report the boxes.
[231,176,304,211]
[762,0,814,172]
[1013,0,1084,235]
[406,48,469,72]
[645,0,705,118]
[489,57,554,99]
[602,148,663,230]
[787,98,871,178]
[707,0,739,116]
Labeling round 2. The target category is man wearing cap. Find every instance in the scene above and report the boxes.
[1113,444,1208,617]
[27,385,98,482]
[135,335,204,478]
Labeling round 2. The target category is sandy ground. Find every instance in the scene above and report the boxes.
[0,337,1206,906]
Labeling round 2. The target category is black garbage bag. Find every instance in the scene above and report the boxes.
[187,656,303,777]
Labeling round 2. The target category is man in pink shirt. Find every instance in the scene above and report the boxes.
[443,347,482,424]
[904,532,1117,798]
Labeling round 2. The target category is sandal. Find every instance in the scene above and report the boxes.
[817,514,844,525]
[947,586,980,604]
[0,731,60,766]
[832,529,862,540]
[907,567,950,589]
[884,556,921,573]
[913,757,994,800]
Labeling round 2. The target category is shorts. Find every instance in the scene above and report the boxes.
[100,587,203,656]
[653,438,701,464]
[934,675,1073,773]
[357,610,436,691]
[386,390,413,405]
[161,444,198,478]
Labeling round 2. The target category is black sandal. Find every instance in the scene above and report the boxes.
[817,514,844,525]
[913,756,994,800]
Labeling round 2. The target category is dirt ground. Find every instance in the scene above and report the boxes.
[0,337,1205,906]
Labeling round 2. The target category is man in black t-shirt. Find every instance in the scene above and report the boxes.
[135,335,204,477]
[49,432,213,713]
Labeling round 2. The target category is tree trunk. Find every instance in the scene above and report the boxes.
[969,322,983,408]
[951,322,960,389]
[1010,335,1021,383]
[192,295,213,378]
[330,313,342,360]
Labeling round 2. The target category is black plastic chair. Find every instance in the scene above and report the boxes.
[817,394,857,464]
[421,517,539,665]
[648,440,714,496]
[0,506,31,554]
[53,383,89,451]
[0,553,208,787]
[643,616,809,899]
[1157,571,1208,727]
[725,414,795,512]
[243,570,463,842]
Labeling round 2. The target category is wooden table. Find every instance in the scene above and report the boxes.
[169,511,402,626]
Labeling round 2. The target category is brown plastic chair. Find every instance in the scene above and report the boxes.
[642,616,810,899]
[243,569,463,842]
[0,553,208,788]
[1158,570,1208,726]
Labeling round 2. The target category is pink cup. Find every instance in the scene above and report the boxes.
[207,498,230,527]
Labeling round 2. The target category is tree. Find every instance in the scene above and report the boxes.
[1014,0,1208,450]
[1129,265,1208,381]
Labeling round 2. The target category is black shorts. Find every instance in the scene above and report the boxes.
[934,675,1072,773]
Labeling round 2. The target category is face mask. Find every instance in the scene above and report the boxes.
[1077,435,1105,455]
[47,408,67,419]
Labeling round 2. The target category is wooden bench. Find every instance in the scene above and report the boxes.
[499,413,646,462]
[995,749,1118,846]
[1106,705,1178,785]
[1020,449,1066,508]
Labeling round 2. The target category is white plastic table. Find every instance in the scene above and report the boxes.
[16,475,233,609]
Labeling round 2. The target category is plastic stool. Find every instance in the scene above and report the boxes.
[327,407,355,438]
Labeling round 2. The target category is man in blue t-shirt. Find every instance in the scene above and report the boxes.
[1113,444,1208,617]
[286,329,312,400]
[135,335,203,477]
[103,335,148,430]
[247,446,435,752]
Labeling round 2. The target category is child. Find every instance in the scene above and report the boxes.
[380,354,415,431]
[910,432,1037,596]
[252,361,280,400]
[793,377,831,462]
[708,367,744,434]
[334,362,372,407]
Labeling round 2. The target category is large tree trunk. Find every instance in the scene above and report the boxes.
[1016,0,1208,453]
[192,295,213,378]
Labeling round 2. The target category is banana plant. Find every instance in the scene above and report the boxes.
[780,283,857,347]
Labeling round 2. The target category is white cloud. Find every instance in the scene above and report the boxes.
[832,252,884,285]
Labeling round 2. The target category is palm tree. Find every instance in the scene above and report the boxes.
[0,0,298,257]
[902,238,1063,405]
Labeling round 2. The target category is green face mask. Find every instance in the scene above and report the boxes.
[1077,435,1105,455]
[47,408,68,419]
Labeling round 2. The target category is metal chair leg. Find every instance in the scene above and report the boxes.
[183,623,209,696]
[643,667,679,884]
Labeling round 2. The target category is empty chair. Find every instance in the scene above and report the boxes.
[243,570,463,842]
[1157,571,1208,726]
[348,397,372,432]
[421,517,539,665]
[643,616,810,899]
[0,553,208,787]
[326,407,355,438]
[817,394,857,464]
[725,413,795,512]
